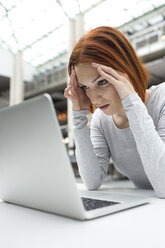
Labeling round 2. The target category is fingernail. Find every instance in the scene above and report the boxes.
[91,62,97,66]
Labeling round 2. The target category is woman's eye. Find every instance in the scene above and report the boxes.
[80,85,89,90]
[98,79,108,85]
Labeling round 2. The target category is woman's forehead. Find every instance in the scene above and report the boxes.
[75,63,99,82]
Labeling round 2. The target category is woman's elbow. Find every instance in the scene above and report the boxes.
[84,181,102,191]
[154,186,165,198]
[156,192,165,199]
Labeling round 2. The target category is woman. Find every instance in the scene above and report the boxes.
[64,26,165,198]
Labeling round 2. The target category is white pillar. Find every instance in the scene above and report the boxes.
[9,51,24,106]
[75,13,84,40]
[67,15,84,149]
[67,18,76,148]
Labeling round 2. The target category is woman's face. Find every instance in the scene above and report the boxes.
[75,63,123,116]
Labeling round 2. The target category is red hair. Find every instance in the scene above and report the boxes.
[68,26,150,110]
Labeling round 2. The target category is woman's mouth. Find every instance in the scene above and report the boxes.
[99,104,110,111]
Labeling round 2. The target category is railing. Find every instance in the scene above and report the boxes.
[129,20,165,56]
[25,62,67,96]
[25,20,165,96]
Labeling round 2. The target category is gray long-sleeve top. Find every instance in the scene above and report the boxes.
[73,82,165,198]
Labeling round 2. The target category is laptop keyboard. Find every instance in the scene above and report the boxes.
[81,197,120,211]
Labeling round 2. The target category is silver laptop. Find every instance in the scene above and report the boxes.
[0,94,149,220]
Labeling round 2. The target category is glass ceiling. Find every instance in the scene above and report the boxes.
[0,0,164,68]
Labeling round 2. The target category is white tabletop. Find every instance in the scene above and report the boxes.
[0,180,165,248]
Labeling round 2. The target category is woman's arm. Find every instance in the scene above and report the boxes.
[91,63,165,197]
[73,110,110,190]
[122,93,165,198]
[64,66,110,190]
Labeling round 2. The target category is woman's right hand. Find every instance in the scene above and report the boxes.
[64,68,91,111]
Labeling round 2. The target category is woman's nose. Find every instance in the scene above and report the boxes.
[88,91,102,105]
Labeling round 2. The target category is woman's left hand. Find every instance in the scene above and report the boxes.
[91,63,136,100]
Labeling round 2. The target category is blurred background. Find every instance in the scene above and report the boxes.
[0,0,165,180]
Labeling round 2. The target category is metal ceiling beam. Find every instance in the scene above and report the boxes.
[0,38,13,53]
[118,3,165,31]
[56,0,70,18]
[36,50,67,69]
[22,23,63,51]
[0,3,17,22]
[76,0,81,14]
[0,2,19,50]
[84,0,106,14]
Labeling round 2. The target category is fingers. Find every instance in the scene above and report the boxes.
[64,70,74,98]
[64,69,78,99]
[97,67,117,86]
[72,70,78,89]
[91,62,121,80]
[64,84,72,98]
[71,65,74,75]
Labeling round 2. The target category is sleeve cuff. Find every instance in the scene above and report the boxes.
[122,93,141,110]
[73,110,89,118]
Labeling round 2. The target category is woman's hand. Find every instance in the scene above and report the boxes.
[91,63,135,100]
[64,68,91,111]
